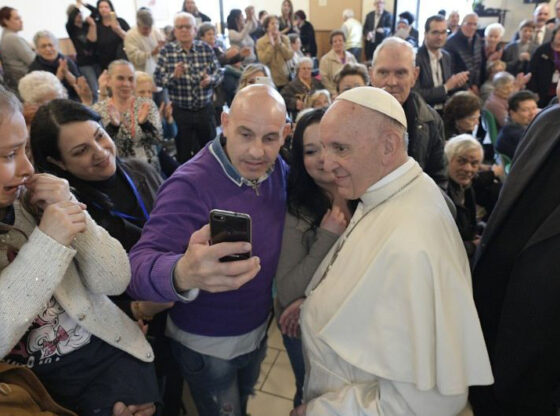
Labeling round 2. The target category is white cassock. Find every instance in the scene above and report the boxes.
[301,158,494,416]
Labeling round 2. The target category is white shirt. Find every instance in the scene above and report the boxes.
[428,49,443,88]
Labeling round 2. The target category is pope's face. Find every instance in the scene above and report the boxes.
[320,101,386,199]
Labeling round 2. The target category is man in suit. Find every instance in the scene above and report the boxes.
[533,3,553,45]
[469,85,560,415]
[415,14,469,111]
[363,0,393,61]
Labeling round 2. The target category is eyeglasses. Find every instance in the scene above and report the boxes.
[175,24,193,30]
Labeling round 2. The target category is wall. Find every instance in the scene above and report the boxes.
[15,0,556,45]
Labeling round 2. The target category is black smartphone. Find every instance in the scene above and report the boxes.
[209,209,252,262]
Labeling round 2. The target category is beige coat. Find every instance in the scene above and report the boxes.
[256,34,294,88]
[319,48,357,97]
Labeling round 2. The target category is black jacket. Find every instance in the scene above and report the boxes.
[70,158,163,251]
[414,45,454,107]
[528,42,558,107]
[28,54,81,101]
[444,30,484,87]
[299,21,317,57]
[470,105,560,415]
[403,91,447,188]
[363,10,393,57]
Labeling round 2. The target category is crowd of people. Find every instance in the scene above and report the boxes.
[1,0,560,415]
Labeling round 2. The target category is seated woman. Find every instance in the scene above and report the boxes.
[256,15,294,89]
[0,86,158,416]
[484,71,515,127]
[281,57,324,117]
[443,91,482,140]
[18,71,68,126]
[444,134,485,260]
[333,62,369,94]
[319,30,357,98]
[28,30,83,102]
[275,108,351,407]
[94,60,162,172]
[31,98,182,416]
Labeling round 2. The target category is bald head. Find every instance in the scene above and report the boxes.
[221,84,289,180]
[230,84,286,121]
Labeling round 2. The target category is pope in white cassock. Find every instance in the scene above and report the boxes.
[291,87,494,416]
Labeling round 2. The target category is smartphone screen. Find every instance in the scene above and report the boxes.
[209,209,252,262]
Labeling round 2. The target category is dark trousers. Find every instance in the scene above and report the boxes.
[173,104,216,163]
[347,47,362,62]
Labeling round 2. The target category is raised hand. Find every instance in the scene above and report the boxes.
[173,62,186,79]
[25,173,72,209]
[137,101,151,124]
[200,70,211,88]
[75,76,93,105]
[38,200,87,246]
[320,205,347,235]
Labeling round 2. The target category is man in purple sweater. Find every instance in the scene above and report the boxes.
[128,84,290,415]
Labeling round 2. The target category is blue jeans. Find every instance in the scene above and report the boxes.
[282,333,305,407]
[79,64,100,102]
[170,336,267,416]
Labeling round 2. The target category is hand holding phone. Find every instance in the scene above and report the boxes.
[172,224,260,293]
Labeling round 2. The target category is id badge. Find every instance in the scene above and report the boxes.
[553,70,560,83]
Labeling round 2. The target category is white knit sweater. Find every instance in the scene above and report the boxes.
[0,200,154,362]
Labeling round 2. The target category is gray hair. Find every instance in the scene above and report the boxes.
[342,9,354,19]
[33,30,58,49]
[372,36,416,67]
[174,11,196,26]
[492,71,514,88]
[108,59,135,76]
[484,22,504,38]
[0,85,22,126]
[462,13,479,24]
[444,134,483,162]
[296,57,313,73]
[18,71,67,105]
[137,8,154,27]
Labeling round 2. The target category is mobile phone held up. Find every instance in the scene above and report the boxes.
[209,209,252,262]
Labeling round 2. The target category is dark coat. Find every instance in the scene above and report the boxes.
[28,53,81,101]
[444,30,484,87]
[281,76,324,114]
[495,121,525,160]
[414,45,454,107]
[528,42,558,107]
[403,91,447,188]
[470,105,560,416]
[70,158,163,251]
[362,10,393,58]
[502,40,536,75]
[298,21,317,57]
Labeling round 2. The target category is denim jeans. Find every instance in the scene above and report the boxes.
[170,336,267,416]
[78,64,100,103]
[282,333,305,407]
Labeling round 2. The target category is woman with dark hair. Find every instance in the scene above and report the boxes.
[443,91,482,139]
[30,98,185,415]
[319,30,357,97]
[279,0,295,35]
[95,0,130,70]
[528,27,560,107]
[0,87,158,416]
[294,10,317,57]
[0,7,35,90]
[66,2,100,101]
[226,7,257,63]
[181,0,210,25]
[275,108,351,408]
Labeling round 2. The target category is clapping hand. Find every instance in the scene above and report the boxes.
[159,101,173,123]
[107,103,121,127]
[173,62,186,79]
[137,101,151,124]
[200,71,211,88]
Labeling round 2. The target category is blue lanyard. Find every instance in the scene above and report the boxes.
[109,168,150,222]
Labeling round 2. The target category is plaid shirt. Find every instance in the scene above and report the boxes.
[154,40,223,110]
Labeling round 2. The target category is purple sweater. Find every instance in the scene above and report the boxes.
[128,137,288,336]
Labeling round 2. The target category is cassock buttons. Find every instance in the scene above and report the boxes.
[115,335,121,343]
